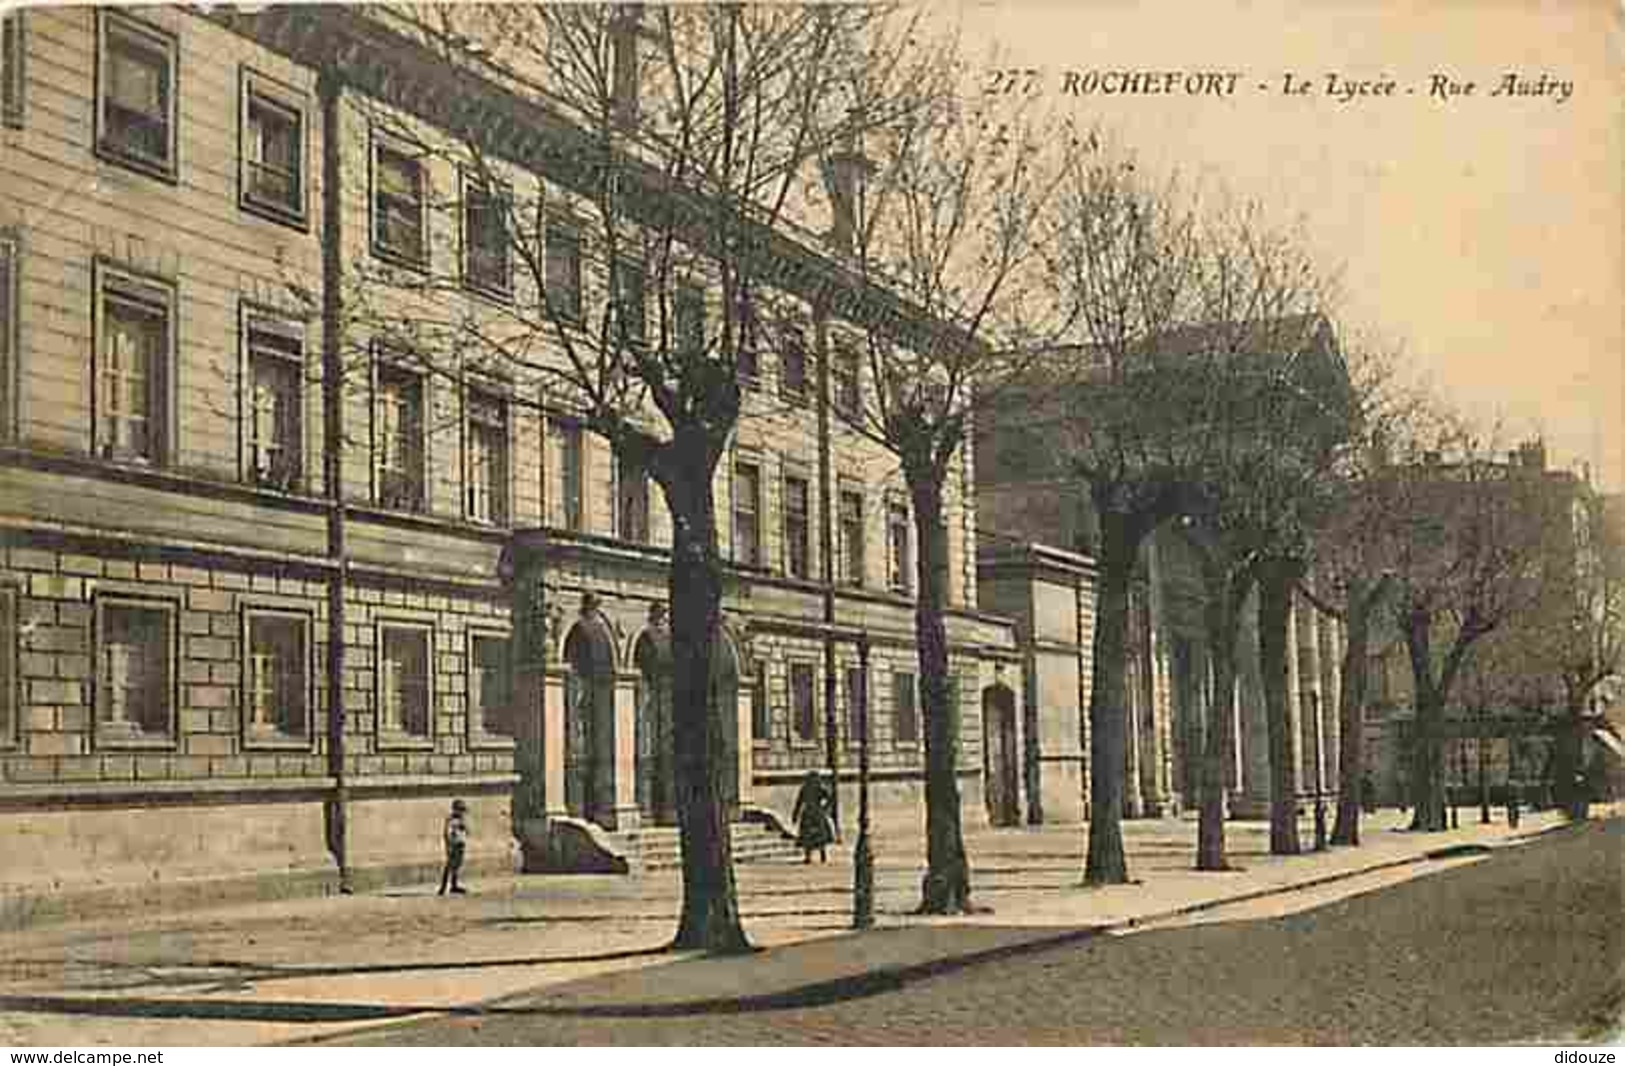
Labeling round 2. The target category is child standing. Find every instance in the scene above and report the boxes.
[439,798,469,895]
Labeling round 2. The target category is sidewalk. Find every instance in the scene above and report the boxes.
[0,805,1595,1047]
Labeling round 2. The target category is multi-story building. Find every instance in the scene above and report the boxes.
[0,4,1019,921]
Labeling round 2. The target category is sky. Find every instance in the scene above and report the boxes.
[950,0,1624,492]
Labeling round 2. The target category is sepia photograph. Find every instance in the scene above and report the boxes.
[0,0,1619,1049]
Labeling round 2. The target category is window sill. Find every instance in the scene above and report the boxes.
[96,142,177,185]
[94,724,177,751]
[240,195,309,233]
[371,244,430,275]
[377,732,435,752]
[468,732,516,752]
[243,727,313,752]
[462,276,513,305]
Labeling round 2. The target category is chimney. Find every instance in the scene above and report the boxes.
[822,113,872,256]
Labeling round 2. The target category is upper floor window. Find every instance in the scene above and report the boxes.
[888,500,912,593]
[734,461,761,567]
[95,265,173,465]
[0,237,13,441]
[466,389,508,525]
[245,610,309,743]
[833,339,861,419]
[610,7,640,128]
[373,139,426,267]
[844,666,865,749]
[616,449,649,544]
[469,631,514,740]
[790,661,817,743]
[245,314,303,492]
[2,11,24,128]
[379,623,431,738]
[554,419,585,531]
[97,13,177,179]
[241,71,306,225]
[0,585,15,749]
[839,488,865,587]
[783,473,810,579]
[463,175,511,298]
[95,597,176,745]
[736,302,760,384]
[612,258,646,345]
[674,282,706,355]
[780,329,808,404]
[374,360,425,512]
[545,221,583,322]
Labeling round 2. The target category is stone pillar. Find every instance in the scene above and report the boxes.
[1123,641,1144,818]
[611,673,641,830]
[736,682,754,810]
[1320,614,1343,794]
[1297,594,1325,799]
[1286,593,1304,808]
[543,670,568,817]
[1145,540,1174,814]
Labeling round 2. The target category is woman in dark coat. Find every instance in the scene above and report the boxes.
[792,770,834,863]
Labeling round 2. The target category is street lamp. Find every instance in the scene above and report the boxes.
[853,631,874,929]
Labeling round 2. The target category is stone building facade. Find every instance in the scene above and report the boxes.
[0,5,1019,920]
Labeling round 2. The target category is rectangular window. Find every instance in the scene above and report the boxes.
[834,340,860,419]
[750,660,769,742]
[790,662,816,743]
[892,670,917,745]
[96,267,171,465]
[557,420,584,532]
[610,9,640,127]
[545,222,582,322]
[737,305,760,384]
[616,450,649,544]
[612,258,646,344]
[888,501,912,593]
[379,624,431,738]
[783,473,810,579]
[2,11,23,128]
[463,176,511,297]
[374,362,425,512]
[241,72,306,224]
[844,666,864,749]
[373,139,426,267]
[466,389,508,525]
[469,631,513,739]
[0,238,13,440]
[839,489,864,587]
[0,585,14,748]
[245,611,308,742]
[97,12,176,178]
[780,329,807,404]
[245,315,303,492]
[675,282,705,354]
[96,598,174,744]
[734,461,761,567]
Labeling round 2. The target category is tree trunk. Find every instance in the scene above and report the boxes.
[1257,558,1302,856]
[1197,560,1248,871]
[1084,509,1135,884]
[1330,586,1374,846]
[1402,610,1448,832]
[661,434,751,954]
[1555,687,1590,821]
[911,479,971,913]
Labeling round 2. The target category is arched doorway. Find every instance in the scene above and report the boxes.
[563,614,617,828]
[983,683,1019,826]
[632,615,740,825]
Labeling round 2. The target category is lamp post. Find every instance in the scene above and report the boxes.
[853,631,874,929]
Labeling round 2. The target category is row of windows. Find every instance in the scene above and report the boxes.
[732,460,913,591]
[6,11,876,411]
[749,661,921,747]
[0,589,514,750]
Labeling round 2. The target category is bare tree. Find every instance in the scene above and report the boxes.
[337,3,927,952]
[1375,425,1547,832]
[834,48,1068,912]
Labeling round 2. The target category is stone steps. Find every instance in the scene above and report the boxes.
[614,821,802,871]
